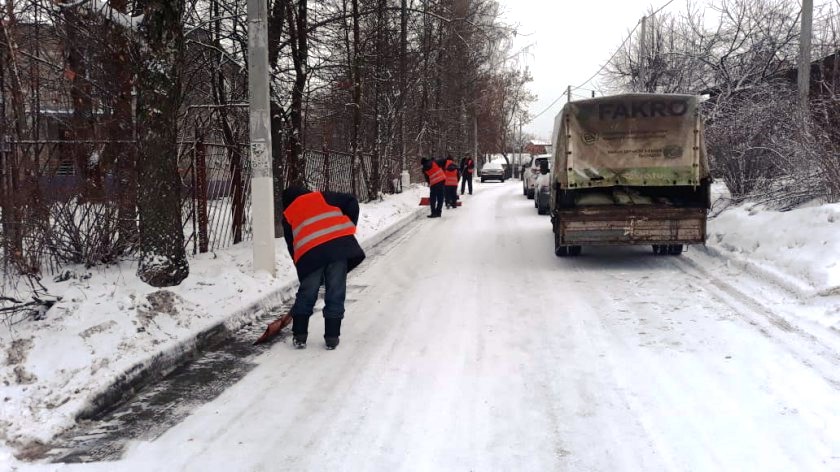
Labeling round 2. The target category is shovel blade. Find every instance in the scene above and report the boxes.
[254,313,293,345]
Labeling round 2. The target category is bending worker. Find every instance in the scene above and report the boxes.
[421,157,445,218]
[281,186,366,350]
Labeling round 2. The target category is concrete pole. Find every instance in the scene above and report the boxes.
[473,112,478,181]
[247,0,276,276]
[798,0,813,110]
[399,0,410,191]
[639,16,647,92]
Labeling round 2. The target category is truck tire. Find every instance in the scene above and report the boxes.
[527,189,535,200]
[569,245,582,256]
[555,245,569,257]
[668,244,684,255]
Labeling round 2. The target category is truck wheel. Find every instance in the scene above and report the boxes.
[668,244,684,255]
[555,246,569,257]
[569,245,582,256]
[652,244,663,255]
[527,190,535,200]
[481,178,486,183]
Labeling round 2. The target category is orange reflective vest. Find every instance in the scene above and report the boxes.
[283,192,356,263]
[425,161,445,186]
[444,159,458,186]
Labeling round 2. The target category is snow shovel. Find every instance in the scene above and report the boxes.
[419,197,461,206]
[254,312,293,345]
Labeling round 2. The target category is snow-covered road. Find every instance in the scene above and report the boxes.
[39,181,840,471]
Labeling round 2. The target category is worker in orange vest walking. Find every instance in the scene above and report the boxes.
[421,157,446,218]
[281,186,366,350]
[443,154,459,209]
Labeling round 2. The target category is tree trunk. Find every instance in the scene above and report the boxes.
[350,0,361,197]
[64,9,102,202]
[285,0,308,188]
[104,0,138,254]
[135,0,189,287]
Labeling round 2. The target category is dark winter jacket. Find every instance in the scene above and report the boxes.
[421,158,446,187]
[281,187,366,280]
[460,158,475,175]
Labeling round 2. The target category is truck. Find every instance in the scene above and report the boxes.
[549,93,711,257]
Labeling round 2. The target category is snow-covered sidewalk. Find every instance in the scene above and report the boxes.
[1,186,428,457]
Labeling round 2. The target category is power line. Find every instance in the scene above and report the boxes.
[572,20,641,92]
[526,0,680,124]
[573,0,679,92]
[528,89,568,122]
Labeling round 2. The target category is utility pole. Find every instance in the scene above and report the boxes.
[567,85,571,103]
[399,0,409,191]
[518,118,523,179]
[247,0,276,276]
[639,15,647,92]
[473,112,478,163]
[798,0,813,110]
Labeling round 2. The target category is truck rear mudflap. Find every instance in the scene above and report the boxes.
[554,206,707,245]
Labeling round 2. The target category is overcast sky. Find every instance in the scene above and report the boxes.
[497,0,830,140]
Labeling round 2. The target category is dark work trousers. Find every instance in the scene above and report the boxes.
[291,259,348,324]
[460,173,473,195]
[429,183,445,215]
[445,185,458,207]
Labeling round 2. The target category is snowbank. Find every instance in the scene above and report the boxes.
[0,186,427,455]
[707,202,840,297]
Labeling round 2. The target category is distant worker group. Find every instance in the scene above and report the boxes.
[421,154,476,218]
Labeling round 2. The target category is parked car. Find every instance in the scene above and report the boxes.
[522,154,550,199]
[480,162,506,182]
[534,160,552,214]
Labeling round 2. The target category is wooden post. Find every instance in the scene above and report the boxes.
[195,133,209,253]
[798,0,813,110]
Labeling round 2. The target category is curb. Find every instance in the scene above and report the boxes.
[76,206,425,422]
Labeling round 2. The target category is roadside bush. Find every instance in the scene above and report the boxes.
[705,83,834,209]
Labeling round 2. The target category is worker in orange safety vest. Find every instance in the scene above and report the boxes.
[421,157,446,218]
[282,187,366,350]
[443,154,459,209]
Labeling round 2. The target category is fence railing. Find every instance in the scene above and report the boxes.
[1,139,406,277]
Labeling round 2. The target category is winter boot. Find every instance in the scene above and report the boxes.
[293,334,307,349]
[292,316,309,349]
[324,318,341,350]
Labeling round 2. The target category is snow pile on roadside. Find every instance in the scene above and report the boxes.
[0,186,427,455]
[707,202,840,297]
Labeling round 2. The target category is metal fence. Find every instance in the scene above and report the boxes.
[1,138,406,278]
[180,139,253,255]
[303,148,405,201]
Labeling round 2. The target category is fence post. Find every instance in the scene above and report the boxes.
[351,153,357,197]
[323,147,330,191]
[195,135,209,253]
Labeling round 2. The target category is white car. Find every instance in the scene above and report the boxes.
[534,171,551,214]
[522,155,550,199]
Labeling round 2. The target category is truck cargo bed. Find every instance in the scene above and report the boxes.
[554,205,707,245]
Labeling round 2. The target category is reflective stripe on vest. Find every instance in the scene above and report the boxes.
[283,192,356,263]
[444,160,458,186]
[425,162,445,185]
